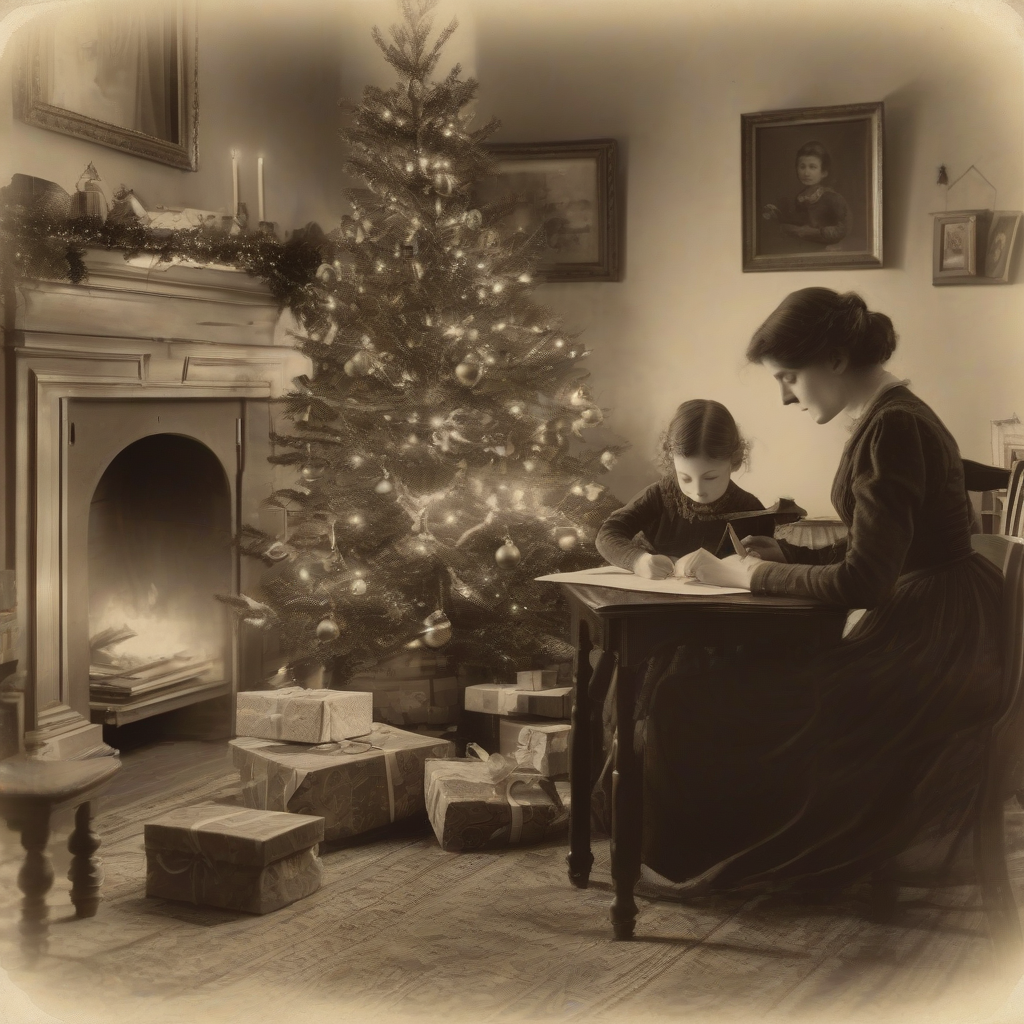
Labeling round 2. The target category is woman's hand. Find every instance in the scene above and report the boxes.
[694,554,759,589]
[634,553,674,580]
[740,536,786,562]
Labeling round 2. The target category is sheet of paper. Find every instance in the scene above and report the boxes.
[535,566,750,596]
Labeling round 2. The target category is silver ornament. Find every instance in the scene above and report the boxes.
[374,478,393,494]
[422,609,453,649]
[350,579,367,596]
[600,450,618,469]
[301,463,324,481]
[569,387,589,408]
[495,541,522,569]
[455,359,481,387]
[316,617,340,641]
[580,407,603,425]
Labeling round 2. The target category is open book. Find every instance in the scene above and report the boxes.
[536,548,750,596]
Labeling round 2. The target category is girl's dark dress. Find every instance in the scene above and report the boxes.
[644,386,1004,891]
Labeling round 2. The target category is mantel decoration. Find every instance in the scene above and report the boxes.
[13,0,199,171]
[1,0,626,682]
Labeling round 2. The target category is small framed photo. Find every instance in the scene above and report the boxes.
[932,211,988,284]
[983,211,1022,284]
[742,102,884,272]
[475,139,621,282]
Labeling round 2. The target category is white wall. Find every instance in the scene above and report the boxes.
[3,0,1023,517]
[468,0,1024,515]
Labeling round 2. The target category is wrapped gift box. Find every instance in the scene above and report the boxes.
[424,748,568,852]
[144,803,324,914]
[235,687,372,744]
[341,676,459,727]
[230,723,456,841]
[498,718,571,778]
[515,669,559,691]
[464,683,573,719]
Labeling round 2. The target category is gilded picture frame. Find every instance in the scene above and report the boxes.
[13,0,199,172]
[742,101,884,272]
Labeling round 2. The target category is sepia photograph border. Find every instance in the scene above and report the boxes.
[741,101,884,273]
[12,0,199,171]
[480,138,621,283]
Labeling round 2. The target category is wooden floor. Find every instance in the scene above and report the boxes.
[2,738,1024,1024]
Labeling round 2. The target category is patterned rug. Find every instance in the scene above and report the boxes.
[0,745,1021,1024]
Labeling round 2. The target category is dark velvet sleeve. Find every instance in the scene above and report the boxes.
[751,410,927,607]
[814,191,848,244]
[775,537,849,565]
[595,484,667,571]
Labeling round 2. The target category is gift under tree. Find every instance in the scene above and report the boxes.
[227,0,623,683]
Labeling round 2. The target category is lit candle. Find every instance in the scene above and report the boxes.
[258,157,265,223]
[231,150,239,216]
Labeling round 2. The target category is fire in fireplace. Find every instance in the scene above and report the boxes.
[86,433,232,714]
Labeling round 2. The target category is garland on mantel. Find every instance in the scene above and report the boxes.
[0,203,326,308]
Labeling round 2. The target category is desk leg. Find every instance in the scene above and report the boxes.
[17,808,53,959]
[610,661,642,940]
[567,616,595,888]
[68,801,103,919]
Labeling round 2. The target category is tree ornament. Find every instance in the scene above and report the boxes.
[344,350,372,377]
[265,541,291,562]
[316,617,340,641]
[350,579,367,596]
[422,609,453,648]
[374,477,393,494]
[569,387,589,408]
[557,531,579,552]
[495,540,521,569]
[600,450,618,469]
[316,263,335,284]
[301,463,324,481]
[455,359,481,387]
[580,406,604,426]
[464,209,482,230]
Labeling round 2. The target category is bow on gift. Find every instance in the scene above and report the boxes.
[462,744,568,843]
[153,808,256,903]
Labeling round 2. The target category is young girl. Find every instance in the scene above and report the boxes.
[596,399,776,576]
[763,140,848,249]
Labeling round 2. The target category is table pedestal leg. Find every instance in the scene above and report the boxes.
[610,662,642,940]
[17,808,53,959]
[68,801,103,918]
[567,617,595,888]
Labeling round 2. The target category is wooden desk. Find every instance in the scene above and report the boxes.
[557,584,847,940]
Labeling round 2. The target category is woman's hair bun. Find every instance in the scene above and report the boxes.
[747,287,897,369]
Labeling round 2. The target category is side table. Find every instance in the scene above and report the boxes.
[0,755,122,958]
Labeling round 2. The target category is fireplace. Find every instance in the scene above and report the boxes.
[1,248,308,755]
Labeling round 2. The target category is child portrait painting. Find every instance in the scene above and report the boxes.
[742,102,883,272]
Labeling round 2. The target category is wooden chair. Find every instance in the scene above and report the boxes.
[1002,461,1024,537]
[969,533,1024,958]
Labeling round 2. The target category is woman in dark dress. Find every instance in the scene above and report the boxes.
[642,288,1004,894]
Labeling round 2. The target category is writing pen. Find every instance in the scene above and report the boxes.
[726,522,748,560]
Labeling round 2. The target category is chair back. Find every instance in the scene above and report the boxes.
[1002,461,1024,537]
[972,534,1024,795]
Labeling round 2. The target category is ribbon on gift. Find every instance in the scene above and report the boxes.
[514,726,569,775]
[432,745,567,844]
[153,808,255,903]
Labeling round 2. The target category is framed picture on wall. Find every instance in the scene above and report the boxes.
[983,210,1022,283]
[932,210,987,284]
[474,139,621,282]
[13,0,199,171]
[741,102,884,272]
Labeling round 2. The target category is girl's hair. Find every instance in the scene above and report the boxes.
[796,140,831,174]
[658,399,750,474]
[746,288,897,370]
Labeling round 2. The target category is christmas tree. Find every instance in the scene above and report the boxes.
[232,0,623,682]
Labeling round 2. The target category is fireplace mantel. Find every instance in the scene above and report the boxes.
[2,248,309,753]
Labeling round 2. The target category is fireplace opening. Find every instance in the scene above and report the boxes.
[87,433,233,722]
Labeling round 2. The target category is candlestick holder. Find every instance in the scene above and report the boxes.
[258,221,279,238]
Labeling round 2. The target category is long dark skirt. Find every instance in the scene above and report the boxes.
[642,553,1005,893]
